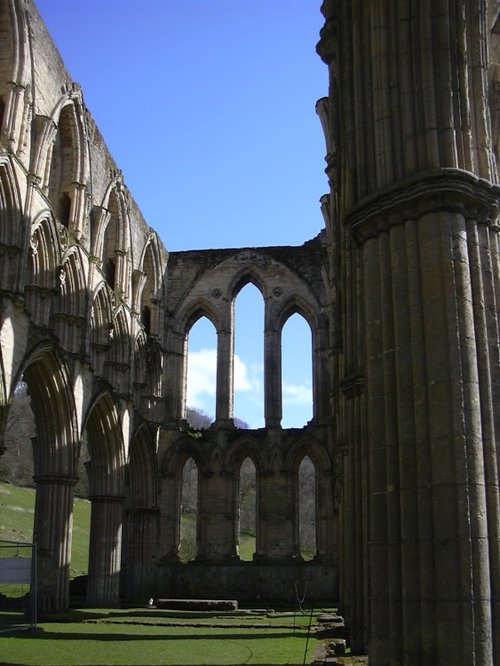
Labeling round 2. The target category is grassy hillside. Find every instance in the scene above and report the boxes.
[0,481,90,578]
[1,483,258,575]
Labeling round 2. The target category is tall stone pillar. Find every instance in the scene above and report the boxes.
[318,1,500,662]
[86,495,123,606]
[33,474,76,614]
[197,468,237,561]
[215,328,233,423]
[264,327,282,427]
[355,182,499,665]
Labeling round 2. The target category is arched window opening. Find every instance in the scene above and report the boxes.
[47,107,74,226]
[140,243,156,336]
[186,316,217,425]
[234,283,264,428]
[237,457,256,560]
[281,313,313,427]
[102,190,120,290]
[58,191,71,228]
[179,457,198,562]
[298,455,316,561]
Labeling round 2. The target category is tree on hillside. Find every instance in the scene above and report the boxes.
[0,382,36,487]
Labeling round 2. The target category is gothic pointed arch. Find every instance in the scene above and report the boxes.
[134,231,164,337]
[160,435,209,479]
[83,391,125,607]
[122,423,158,600]
[0,0,31,153]
[83,391,125,497]
[52,245,88,352]
[27,211,61,286]
[25,210,62,325]
[275,294,319,333]
[283,434,333,475]
[225,435,265,473]
[19,345,77,475]
[56,245,88,320]
[93,177,131,300]
[229,265,268,302]
[127,423,158,509]
[177,299,221,337]
[89,284,113,374]
[110,305,131,368]
[31,90,89,236]
[20,344,80,612]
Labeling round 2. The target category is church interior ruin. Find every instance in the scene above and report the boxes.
[0,1,499,663]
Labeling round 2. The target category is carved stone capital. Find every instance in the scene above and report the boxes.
[339,371,364,398]
[345,168,500,244]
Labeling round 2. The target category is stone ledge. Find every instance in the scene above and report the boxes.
[156,598,238,611]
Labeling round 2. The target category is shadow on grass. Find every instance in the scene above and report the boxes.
[58,609,265,621]
[6,627,305,642]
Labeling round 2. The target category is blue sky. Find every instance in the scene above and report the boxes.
[35,0,328,427]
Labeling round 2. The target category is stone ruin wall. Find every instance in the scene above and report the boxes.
[0,0,336,610]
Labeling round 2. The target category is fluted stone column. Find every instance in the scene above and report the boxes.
[196,470,237,561]
[86,495,123,606]
[318,1,500,663]
[33,474,76,614]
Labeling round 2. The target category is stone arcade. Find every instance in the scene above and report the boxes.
[0,1,499,664]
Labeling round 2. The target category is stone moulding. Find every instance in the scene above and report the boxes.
[339,371,364,398]
[344,167,500,243]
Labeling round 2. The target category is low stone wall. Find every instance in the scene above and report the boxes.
[154,560,337,604]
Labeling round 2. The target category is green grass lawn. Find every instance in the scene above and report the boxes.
[1,482,328,665]
[0,607,320,665]
[0,481,91,579]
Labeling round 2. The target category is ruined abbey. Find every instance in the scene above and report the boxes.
[1,0,499,664]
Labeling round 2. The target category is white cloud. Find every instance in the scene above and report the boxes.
[186,349,311,427]
[186,350,261,410]
[282,382,312,405]
[186,348,217,409]
[233,354,253,392]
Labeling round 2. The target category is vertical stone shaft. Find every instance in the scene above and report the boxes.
[86,496,123,606]
[33,476,75,614]
[360,204,500,665]
[215,328,233,422]
[318,0,500,662]
[264,327,282,427]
